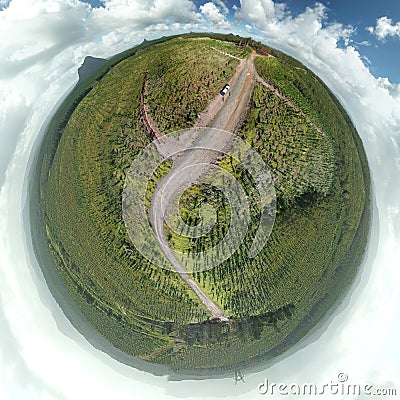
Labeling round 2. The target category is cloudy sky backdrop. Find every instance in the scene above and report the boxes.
[1,0,400,399]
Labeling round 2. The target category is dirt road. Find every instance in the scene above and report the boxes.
[148,54,256,321]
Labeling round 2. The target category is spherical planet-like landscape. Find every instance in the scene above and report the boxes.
[31,33,370,376]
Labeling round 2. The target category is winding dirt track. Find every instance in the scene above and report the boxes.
[144,50,326,321]
[148,53,256,321]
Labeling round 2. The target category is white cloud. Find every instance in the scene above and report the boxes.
[200,2,231,29]
[0,0,10,9]
[91,0,200,28]
[245,23,252,32]
[367,16,400,40]
[0,0,201,81]
[235,0,286,24]
[355,40,371,47]
[0,1,91,80]
[362,55,372,65]
[212,0,229,15]
[0,0,400,399]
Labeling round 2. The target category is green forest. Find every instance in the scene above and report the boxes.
[31,33,370,373]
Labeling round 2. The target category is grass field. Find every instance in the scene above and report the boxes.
[32,34,370,373]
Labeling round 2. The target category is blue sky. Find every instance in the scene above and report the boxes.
[80,0,400,82]
[284,0,400,82]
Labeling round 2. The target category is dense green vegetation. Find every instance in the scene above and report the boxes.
[32,34,370,374]
[244,82,335,206]
[144,38,247,131]
[165,182,232,254]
